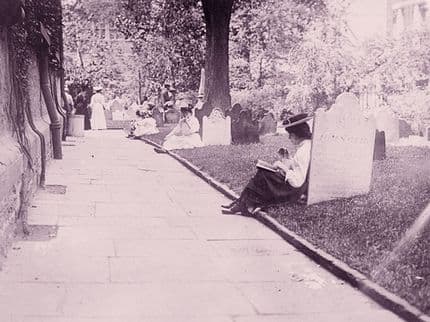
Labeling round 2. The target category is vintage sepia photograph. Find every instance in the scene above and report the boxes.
[0,0,429,321]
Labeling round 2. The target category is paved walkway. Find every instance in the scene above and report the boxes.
[0,130,401,322]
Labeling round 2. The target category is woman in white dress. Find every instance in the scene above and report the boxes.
[90,86,107,130]
[154,105,203,152]
[128,111,159,138]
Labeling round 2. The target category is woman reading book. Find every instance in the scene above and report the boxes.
[154,102,203,152]
[222,113,312,216]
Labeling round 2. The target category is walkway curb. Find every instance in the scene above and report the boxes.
[140,137,429,322]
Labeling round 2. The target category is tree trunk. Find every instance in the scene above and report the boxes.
[202,0,233,113]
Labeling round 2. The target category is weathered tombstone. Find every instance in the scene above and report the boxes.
[152,107,164,127]
[234,108,259,144]
[110,99,122,112]
[259,112,277,136]
[375,109,399,143]
[165,108,181,123]
[227,103,243,123]
[307,93,376,205]
[112,110,125,121]
[399,119,412,138]
[124,108,137,121]
[373,130,386,161]
[202,108,231,146]
[426,126,430,141]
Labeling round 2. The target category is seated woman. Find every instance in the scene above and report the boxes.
[222,113,312,216]
[128,110,159,138]
[155,104,203,152]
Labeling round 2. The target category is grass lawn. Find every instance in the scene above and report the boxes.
[143,131,430,314]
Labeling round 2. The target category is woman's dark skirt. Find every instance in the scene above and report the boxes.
[240,169,304,207]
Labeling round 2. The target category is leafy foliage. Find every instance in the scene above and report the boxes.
[115,0,205,91]
[63,0,138,97]
[229,0,325,89]
[285,1,357,112]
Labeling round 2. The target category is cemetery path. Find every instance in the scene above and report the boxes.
[0,130,401,322]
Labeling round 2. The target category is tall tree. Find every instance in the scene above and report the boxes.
[201,0,234,111]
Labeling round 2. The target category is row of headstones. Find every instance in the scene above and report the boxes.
[226,103,277,144]
[151,101,278,145]
[196,93,380,205]
[375,110,428,142]
[197,103,279,146]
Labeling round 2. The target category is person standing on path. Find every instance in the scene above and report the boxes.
[75,90,92,130]
[90,86,107,130]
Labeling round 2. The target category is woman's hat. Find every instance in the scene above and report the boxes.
[283,113,312,139]
[94,86,102,92]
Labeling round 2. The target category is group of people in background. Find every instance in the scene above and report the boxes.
[64,80,313,217]
[64,79,205,152]
[66,85,107,131]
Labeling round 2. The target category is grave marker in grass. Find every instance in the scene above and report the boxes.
[307,93,376,205]
[375,109,399,143]
[202,108,231,146]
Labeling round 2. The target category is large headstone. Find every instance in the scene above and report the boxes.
[307,93,376,205]
[202,108,231,146]
[228,104,259,144]
[373,130,386,161]
[375,109,399,143]
[399,119,413,138]
[259,112,277,136]
[236,109,259,144]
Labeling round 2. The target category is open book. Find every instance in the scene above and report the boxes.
[256,159,279,173]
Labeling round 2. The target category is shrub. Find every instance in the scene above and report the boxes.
[230,85,287,120]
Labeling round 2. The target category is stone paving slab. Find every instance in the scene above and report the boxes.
[0,130,402,322]
[236,281,383,314]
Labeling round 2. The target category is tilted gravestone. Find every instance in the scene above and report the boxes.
[375,109,399,143]
[202,108,231,146]
[373,130,386,161]
[399,119,413,138]
[259,112,277,136]
[307,93,376,205]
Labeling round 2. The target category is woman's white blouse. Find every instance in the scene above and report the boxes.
[284,139,312,188]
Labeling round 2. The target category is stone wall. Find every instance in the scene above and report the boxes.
[0,29,52,260]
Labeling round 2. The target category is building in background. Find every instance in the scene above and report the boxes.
[388,0,430,36]
[347,0,430,41]
[63,0,138,100]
